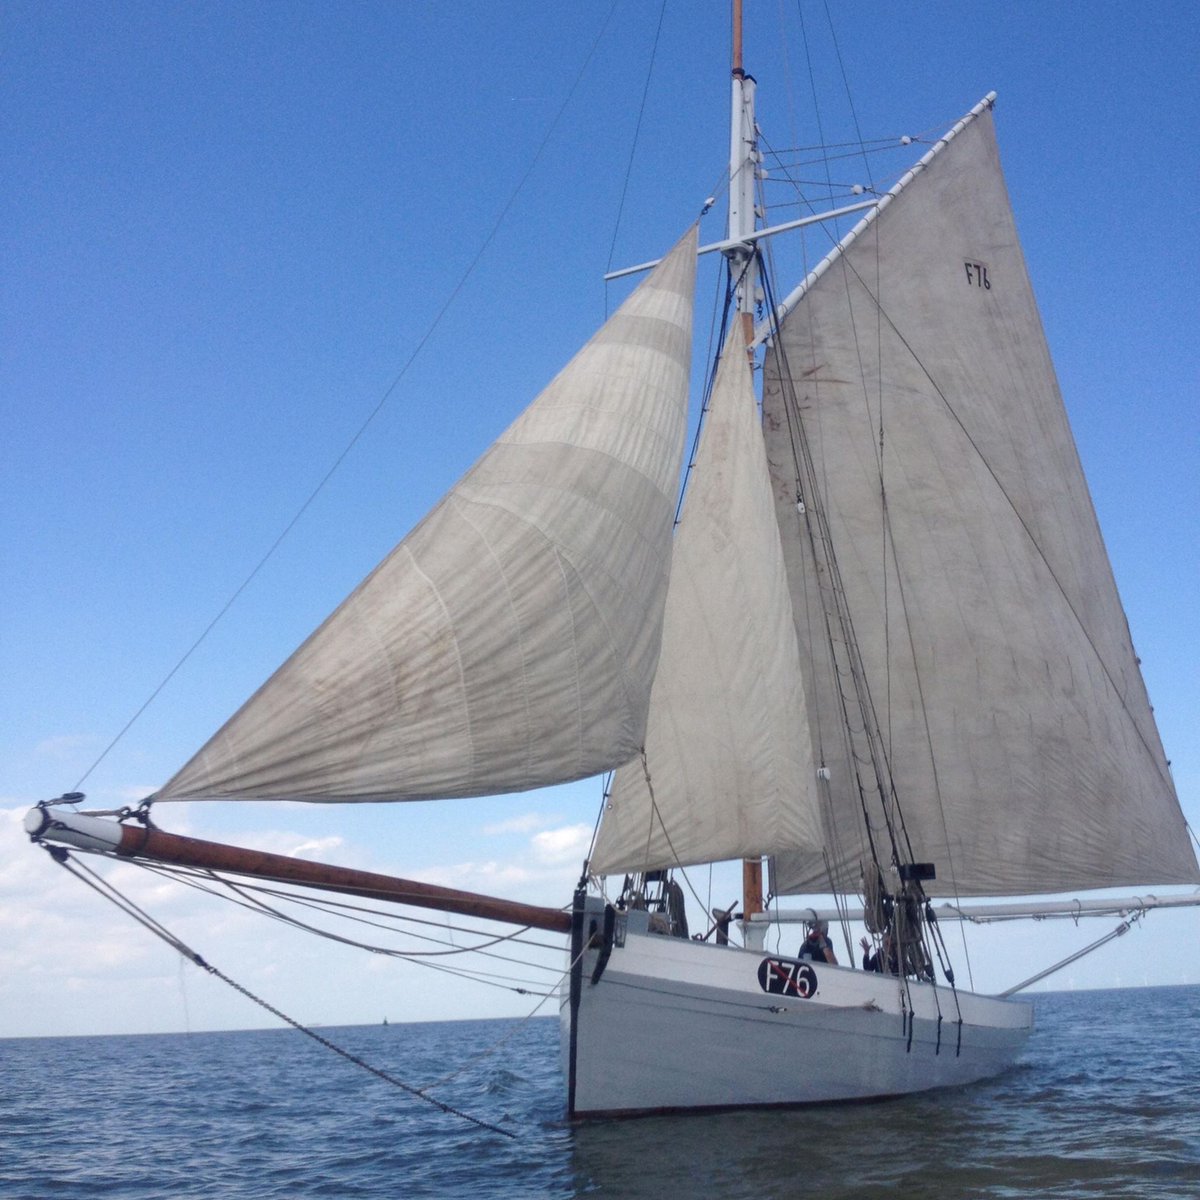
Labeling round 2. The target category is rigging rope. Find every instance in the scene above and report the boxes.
[759,249,965,1013]
[43,845,520,1139]
[759,256,894,875]
[633,749,715,922]
[128,859,562,996]
[758,120,984,981]
[604,0,668,303]
[794,0,836,214]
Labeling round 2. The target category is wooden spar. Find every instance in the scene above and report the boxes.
[741,857,764,922]
[732,0,744,78]
[27,807,572,934]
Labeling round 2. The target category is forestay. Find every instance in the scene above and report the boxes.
[156,228,698,804]
[764,108,1199,897]
[592,326,823,875]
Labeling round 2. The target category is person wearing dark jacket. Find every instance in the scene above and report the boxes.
[798,919,838,964]
[860,933,898,974]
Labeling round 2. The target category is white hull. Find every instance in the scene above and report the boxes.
[561,902,1032,1117]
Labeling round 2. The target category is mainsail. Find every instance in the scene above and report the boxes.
[763,106,1198,897]
[156,228,698,805]
[591,326,823,874]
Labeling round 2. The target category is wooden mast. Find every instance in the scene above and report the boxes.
[26,806,572,934]
[732,0,744,78]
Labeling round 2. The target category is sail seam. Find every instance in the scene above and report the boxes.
[444,494,540,784]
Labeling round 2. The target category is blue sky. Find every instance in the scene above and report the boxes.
[3,1,1198,1038]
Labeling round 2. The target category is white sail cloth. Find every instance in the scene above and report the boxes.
[157,228,698,804]
[764,108,1199,896]
[591,327,823,875]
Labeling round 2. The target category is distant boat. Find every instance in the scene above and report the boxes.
[27,2,1199,1117]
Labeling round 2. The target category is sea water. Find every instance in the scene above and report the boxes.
[2,986,1196,1199]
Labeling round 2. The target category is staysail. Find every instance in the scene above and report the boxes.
[591,326,823,875]
[764,105,1198,897]
[156,228,698,804]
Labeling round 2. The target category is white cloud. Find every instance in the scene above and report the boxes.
[411,823,592,897]
[116,786,161,802]
[287,836,346,860]
[205,828,347,859]
[33,733,101,758]
[414,859,533,892]
[531,823,591,866]
[480,812,556,836]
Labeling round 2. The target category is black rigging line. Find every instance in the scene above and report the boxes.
[760,248,961,1013]
[760,256,895,874]
[145,863,563,956]
[754,154,922,866]
[821,0,875,191]
[816,0,892,779]
[757,93,984,982]
[44,845,517,1139]
[121,860,563,994]
[675,272,737,527]
[794,0,837,213]
[604,0,668,301]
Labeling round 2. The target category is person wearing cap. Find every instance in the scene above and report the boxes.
[798,919,838,964]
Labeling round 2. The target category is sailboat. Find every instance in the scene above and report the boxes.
[26,5,1199,1119]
